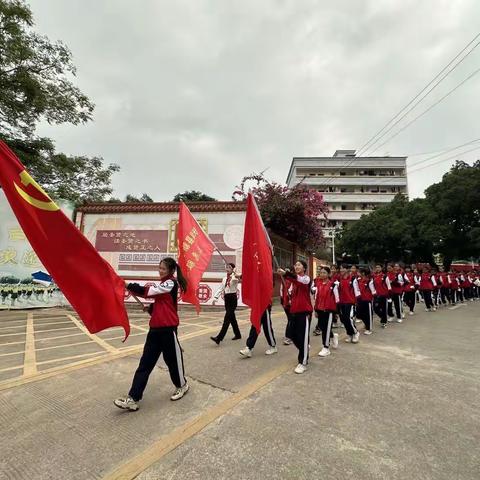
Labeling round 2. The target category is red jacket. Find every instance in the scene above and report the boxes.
[338,276,360,305]
[373,273,391,297]
[358,278,375,302]
[390,272,405,295]
[419,273,435,291]
[403,272,416,292]
[289,275,313,313]
[128,275,179,328]
[313,278,338,311]
[449,273,459,289]
[438,272,449,288]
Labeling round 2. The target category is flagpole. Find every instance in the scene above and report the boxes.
[214,246,229,266]
[131,293,146,310]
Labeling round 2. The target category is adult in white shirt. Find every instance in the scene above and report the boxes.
[210,263,242,344]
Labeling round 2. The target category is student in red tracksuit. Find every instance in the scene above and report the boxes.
[402,266,417,315]
[114,257,189,412]
[391,264,405,322]
[460,271,472,301]
[330,265,340,328]
[419,267,436,312]
[431,268,441,307]
[278,260,313,374]
[357,268,376,334]
[280,270,293,345]
[373,264,392,328]
[386,264,396,320]
[448,270,459,305]
[438,266,450,305]
[338,264,361,343]
[312,266,339,357]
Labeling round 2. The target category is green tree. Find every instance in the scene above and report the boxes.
[0,0,118,203]
[172,190,216,202]
[125,193,154,203]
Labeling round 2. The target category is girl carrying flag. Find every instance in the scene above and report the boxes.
[114,258,189,412]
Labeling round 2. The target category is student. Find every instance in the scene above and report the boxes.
[403,266,417,315]
[419,267,436,312]
[239,305,277,358]
[278,260,313,374]
[438,266,450,306]
[338,264,361,343]
[114,258,189,412]
[373,264,392,328]
[448,270,459,305]
[390,263,405,322]
[210,263,241,344]
[357,268,376,334]
[280,268,294,345]
[330,265,340,328]
[311,266,339,357]
[386,264,396,320]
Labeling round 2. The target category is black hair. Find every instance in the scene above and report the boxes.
[360,267,371,276]
[228,263,236,269]
[297,260,308,272]
[161,257,188,293]
[320,266,331,275]
[340,263,349,270]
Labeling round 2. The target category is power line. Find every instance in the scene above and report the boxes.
[357,32,480,156]
[368,66,480,154]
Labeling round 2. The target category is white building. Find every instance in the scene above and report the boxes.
[286,150,408,252]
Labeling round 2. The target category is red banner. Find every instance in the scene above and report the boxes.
[241,193,273,333]
[177,202,215,313]
[0,141,130,339]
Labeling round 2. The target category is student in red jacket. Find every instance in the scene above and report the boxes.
[402,265,417,315]
[280,269,294,345]
[114,257,189,411]
[438,266,450,306]
[278,260,313,374]
[312,266,339,357]
[373,264,392,328]
[448,270,459,305]
[338,264,361,343]
[386,264,396,320]
[330,264,340,328]
[419,267,436,312]
[391,263,405,322]
[357,268,376,334]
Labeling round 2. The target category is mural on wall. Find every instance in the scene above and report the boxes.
[0,191,68,309]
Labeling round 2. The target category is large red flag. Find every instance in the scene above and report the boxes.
[241,193,273,333]
[177,202,215,313]
[0,141,130,339]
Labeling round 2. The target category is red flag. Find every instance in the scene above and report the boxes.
[177,202,215,313]
[0,141,130,339]
[241,193,273,333]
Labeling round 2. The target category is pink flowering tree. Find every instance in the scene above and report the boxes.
[233,174,329,252]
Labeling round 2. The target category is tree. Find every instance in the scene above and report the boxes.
[233,174,328,251]
[172,190,216,202]
[0,0,117,204]
[0,0,93,137]
[124,193,154,203]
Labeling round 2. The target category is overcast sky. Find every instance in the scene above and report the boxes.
[30,0,480,201]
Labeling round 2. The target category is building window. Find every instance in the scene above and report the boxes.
[340,171,346,176]
[340,188,347,193]
[341,205,347,210]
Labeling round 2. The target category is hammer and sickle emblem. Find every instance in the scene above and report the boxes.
[13,171,59,212]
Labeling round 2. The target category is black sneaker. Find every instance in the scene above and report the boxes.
[231,336,241,340]
[210,336,220,345]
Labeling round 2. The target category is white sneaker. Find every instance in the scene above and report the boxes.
[239,347,252,358]
[352,332,360,343]
[265,346,278,355]
[425,308,430,312]
[318,347,331,357]
[432,307,437,311]
[332,333,339,349]
[387,317,394,322]
[396,318,403,323]
[364,330,372,335]
[401,313,405,319]
[409,311,414,316]
[294,363,307,374]
[170,383,189,401]
[114,395,139,411]
[355,318,362,324]
[345,336,352,343]
[283,338,293,345]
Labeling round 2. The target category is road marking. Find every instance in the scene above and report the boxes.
[36,351,107,366]
[102,361,293,480]
[23,313,37,376]
[67,314,119,354]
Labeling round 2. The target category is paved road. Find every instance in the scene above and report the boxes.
[0,301,479,479]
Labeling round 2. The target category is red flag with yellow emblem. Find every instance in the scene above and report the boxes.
[0,141,130,339]
[177,202,215,313]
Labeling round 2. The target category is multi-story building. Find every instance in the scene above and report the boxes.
[286,150,408,255]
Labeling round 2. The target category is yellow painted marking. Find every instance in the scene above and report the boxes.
[33,326,78,335]
[35,339,97,352]
[103,361,293,480]
[0,340,25,347]
[0,331,26,338]
[66,314,119,354]
[130,324,149,333]
[0,365,24,374]
[36,351,107,366]
[23,313,37,377]
[0,323,27,332]
[35,332,86,343]
[0,350,25,357]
